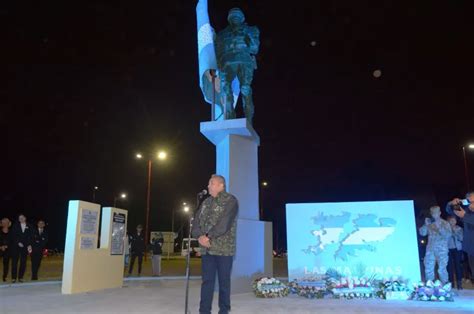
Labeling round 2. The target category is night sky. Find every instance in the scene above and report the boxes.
[2,1,473,250]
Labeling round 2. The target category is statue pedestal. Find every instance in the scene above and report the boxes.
[201,118,273,293]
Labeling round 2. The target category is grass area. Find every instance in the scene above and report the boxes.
[0,255,288,284]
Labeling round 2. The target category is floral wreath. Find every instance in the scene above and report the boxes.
[252,277,289,298]
[411,280,453,302]
[289,277,328,299]
[375,278,412,300]
[330,277,375,299]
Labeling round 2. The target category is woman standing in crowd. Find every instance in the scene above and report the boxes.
[0,218,12,282]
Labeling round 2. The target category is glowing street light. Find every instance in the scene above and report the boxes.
[158,151,167,160]
[262,181,268,187]
[183,206,190,213]
[114,192,127,207]
[136,153,143,159]
[469,144,474,149]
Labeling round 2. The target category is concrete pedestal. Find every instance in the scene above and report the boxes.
[201,118,273,293]
[62,201,128,294]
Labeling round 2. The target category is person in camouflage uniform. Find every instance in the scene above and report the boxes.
[419,206,451,283]
[192,174,238,314]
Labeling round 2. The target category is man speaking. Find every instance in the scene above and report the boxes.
[192,174,238,314]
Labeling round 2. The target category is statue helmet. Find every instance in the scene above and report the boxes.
[227,8,245,24]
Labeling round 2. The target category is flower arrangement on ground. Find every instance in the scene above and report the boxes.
[252,277,289,298]
[375,278,412,300]
[288,276,328,299]
[330,276,375,299]
[411,280,453,302]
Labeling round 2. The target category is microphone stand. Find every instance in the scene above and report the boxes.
[184,193,203,314]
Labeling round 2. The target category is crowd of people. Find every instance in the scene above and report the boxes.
[0,216,164,283]
[420,191,474,290]
[0,214,48,283]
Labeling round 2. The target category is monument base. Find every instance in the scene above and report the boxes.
[200,118,273,293]
[232,219,273,294]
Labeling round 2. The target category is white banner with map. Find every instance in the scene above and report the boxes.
[286,200,421,282]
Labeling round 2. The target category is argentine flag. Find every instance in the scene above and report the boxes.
[196,0,239,120]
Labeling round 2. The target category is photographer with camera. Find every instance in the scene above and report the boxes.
[446,192,474,282]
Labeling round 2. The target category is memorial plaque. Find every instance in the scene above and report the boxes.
[111,213,126,255]
[80,209,98,235]
[80,236,95,250]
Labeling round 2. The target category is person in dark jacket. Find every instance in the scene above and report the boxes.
[150,234,164,276]
[446,215,463,289]
[10,214,33,283]
[128,224,145,276]
[31,220,48,280]
[0,217,12,282]
[446,191,474,281]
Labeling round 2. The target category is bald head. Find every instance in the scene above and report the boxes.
[208,174,226,197]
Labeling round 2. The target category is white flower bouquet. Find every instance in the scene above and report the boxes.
[252,277,289,298]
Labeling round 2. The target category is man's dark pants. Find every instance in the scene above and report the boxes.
[200,254,233,314]
[31,250,43,280]
[447,249,463,288]
[128,253,143,274]
[11,248,28,280]
[1,251,9,280]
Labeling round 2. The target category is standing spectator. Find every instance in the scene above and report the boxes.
[446,192,474,282]
[10,214,33,283]
[31,220,48,280]
[419,206,451,283]
[446,216,463,289]
[128,224,145,276]
[150,233,164,276]
[0,218,12,282]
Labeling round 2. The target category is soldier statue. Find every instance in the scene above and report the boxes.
[215,8,260,124]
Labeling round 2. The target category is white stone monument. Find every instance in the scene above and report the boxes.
[201,118,273,293]
[62,200,128,294]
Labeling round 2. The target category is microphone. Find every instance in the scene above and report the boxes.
[198,189,208,197]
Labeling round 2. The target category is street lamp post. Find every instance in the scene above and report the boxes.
[113,193,127,207]
[260,181,268,220]
[136,150,167,260]
[92,186,99,202]
[462,144,474,191]
[168,202,189,260]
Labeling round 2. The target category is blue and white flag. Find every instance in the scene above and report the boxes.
[196,0,239,120]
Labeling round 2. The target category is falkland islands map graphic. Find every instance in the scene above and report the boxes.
[302,212,397,261]
[287,201,421,281]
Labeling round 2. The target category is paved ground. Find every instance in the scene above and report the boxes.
[0,279,473,314]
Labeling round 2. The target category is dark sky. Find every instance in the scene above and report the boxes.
[2,1,473,249]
